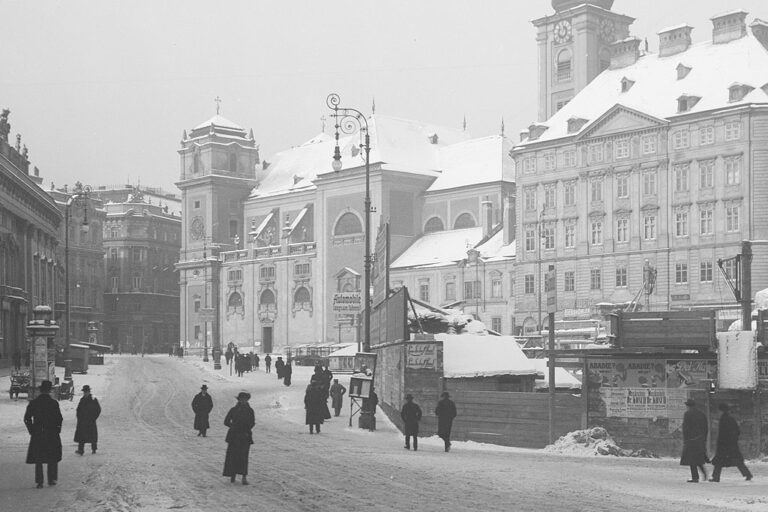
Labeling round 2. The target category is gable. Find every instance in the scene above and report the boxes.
[576,104,667,141]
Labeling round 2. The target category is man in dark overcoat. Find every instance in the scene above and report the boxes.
[710,403,753,482]
[275,356,285,380]
[435,391,457,452]
[192,384,213,437]
[24,380,63,488]
[329,379,347,417]
[223,391,255,485]
[304,383,326,434]
[264,354,272,373]
[400,394,422,450]
[74,385,101,455]
[283,361,293,386]
[680,398,709,482]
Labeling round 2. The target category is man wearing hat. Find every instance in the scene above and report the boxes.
[710,403,753,482]
[680,398,709,482]
[223,391,255,485]
[435,391,457,452]
[24,380,63,488]
[192,384,214,437]
[74,384,101,455]
[400,394,422,451]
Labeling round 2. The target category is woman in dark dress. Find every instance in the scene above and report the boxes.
[223,391,255,485]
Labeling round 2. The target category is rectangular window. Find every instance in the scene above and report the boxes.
[725,120,741,141]
[564,271,575,292]
[543,225,555,250]
[259,266,276,280]
[544,184,556,209]
[294,263,310,276]
[464,280,481,299]
[544,153,556,171]
[616,268,628,288]
[110,248,118,262]
[110,227,119,239]
[194,325,201,340]
[591,179,603,202]
[445,282,456,301]
[643,171,657,196]
[491,279,502,298]
[110,276,118,293]
[524,187,537,211]
[699,160,714,189]
[700,261,713,283]
[675,263,688,284]
[564,181,576,206]
[524,275,535,295]
[132,247,142,263]
[616,175,629,199]
[725,156,742,185]
[194,299,201,313]
[726,204,740,232]
[644,215,657,240]
[591,221,603,245]
[419,283,430,303]
[673,130,690,149]
[491,317,502,333]
[675,210,689,237]
[525,227,537,252]
[614,138,630,159]
[642,135,657,155]
[228,269,243,281]
[522,157,537,174]
[674,164,690,192]
[132,275,142,290]
[563,150,577,168]
[564,223,575,248]
[699,126,714,145]
[194,200,201,209]
[700,206,713,235]
[590,269,601,290]
[616,218,628,243]
[588,144,604,163]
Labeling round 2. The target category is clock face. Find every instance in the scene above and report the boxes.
[600,18,616,43]
[554,20,572,44]
[190,216,205,240]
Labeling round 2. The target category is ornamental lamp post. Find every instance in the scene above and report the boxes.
[327,93,372,352]
[64,183,92,357]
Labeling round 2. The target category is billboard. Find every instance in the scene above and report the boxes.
[332,292,362,313]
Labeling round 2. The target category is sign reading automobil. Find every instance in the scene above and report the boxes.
[332,292,362,313]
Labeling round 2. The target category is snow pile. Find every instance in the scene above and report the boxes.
[545,427,656,458]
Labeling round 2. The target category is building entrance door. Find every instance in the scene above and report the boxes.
[262,327,273,354]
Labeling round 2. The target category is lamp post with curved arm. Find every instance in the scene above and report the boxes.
[65,183,92,356]
[327,93,372,352]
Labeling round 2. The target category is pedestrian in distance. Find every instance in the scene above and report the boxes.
[264,354,272,373]
[192,384,213,437]
[400,394,422,451]
[329,379,347,417]
[680,398,709,482]
[223,391,255,485]
[435,391,457,452]
[710,403,753,482]
[254,353,260,369]
[24,380,62,488]
[283,361,293,386]
[275,356,285,380]
[305,383,326,434]
[225,346,233,366]
[74,385,101,455]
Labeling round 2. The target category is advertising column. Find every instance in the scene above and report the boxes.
[26,305,60,399]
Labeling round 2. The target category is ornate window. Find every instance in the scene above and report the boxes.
[294,286,310,303]
[699,205,714,235]
[642,135,657,155]
[564,181,576,206]
[699,159,714,188]
[725,120,741,141]
[424,216,444,233]
[616,174,629,198]
[725,203,740,232]
[724,156,742,185]
[673,163,690,192]
[228,292,243,309]
[260,289,275,305]
[334,212,363,236]
[453,213,476,229]
[699,126,714,145]
[616,218,629,243]
[524,275,535,294]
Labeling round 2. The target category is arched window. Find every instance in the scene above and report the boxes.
[453,213,476,229]
[294,286,310,303]
[260,289,275,305]
[424,216,444,233]
[334,212,363,236]
[556,49,572,82]
[228,292,243,309]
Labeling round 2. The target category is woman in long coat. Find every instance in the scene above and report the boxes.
[223,392,255,485]
[304,383,326,434]
[435,391,457,452]
[24,380,63,488]
[192,384,213,437]
[283,361,293,386]
[710,403,753,482]
[74,385,101,455]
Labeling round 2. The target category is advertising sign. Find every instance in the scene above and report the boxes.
[406,343,439,370]
[371,222,390,308]
[545,268,557,314]
[332,292,362,313]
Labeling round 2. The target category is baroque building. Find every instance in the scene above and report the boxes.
[513,4,768,333]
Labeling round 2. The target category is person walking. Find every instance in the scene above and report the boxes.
[223,391,255,485]
[304,383,326,434]
[275,356,285,380]
[329,379,347,417]
[710,403,753,482]
[400,394,422,451]
[680,398,709,482]
[254,353,260,369]
[24,380,62,488]
[283,361,293,386]
[225,346,233,366]
[435,391,457,452]
[74,385,101,455]
[264,354,272,373]
[192,384,213,437]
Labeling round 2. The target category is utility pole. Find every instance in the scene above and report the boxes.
[545,265,556,445]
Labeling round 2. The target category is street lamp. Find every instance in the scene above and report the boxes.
[65,183,92,356]
[327,93,372,352]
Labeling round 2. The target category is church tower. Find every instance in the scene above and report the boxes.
[175,111,258,359]
[533,0,634,122]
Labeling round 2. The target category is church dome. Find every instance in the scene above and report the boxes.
[552,0,613,12]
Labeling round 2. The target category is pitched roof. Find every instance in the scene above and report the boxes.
[429,135,515,192]
[390,227,514,270]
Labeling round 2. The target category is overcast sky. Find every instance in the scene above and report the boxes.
[2,0,765,193]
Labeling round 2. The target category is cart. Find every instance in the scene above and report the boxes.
[9,369,31,400]
[58,377,75,401]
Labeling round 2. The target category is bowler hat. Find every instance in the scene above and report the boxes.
[200,384,208,390]
[39,380,53,392]
[405,393,414,400]
[235,391,251,401]
[81,385,91,392]
[684,398,696,407]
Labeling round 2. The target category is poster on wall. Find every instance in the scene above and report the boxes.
[406,343,440,370]
[665,359,717,389]
[586,359,666,389]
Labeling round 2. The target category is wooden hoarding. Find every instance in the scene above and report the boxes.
[370,286,409,345]
[615,310,715,349]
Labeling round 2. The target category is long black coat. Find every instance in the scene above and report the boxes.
[283,364,293,386]
[680,407,708,466]
[400,401,422,436]
[24,393,63,464]
[330,382,346,410]
[192,392,213,430]
[223,403,255,476]
[305,385,326,425]
[712,412,744,467]
[275,359,285,379]
[74,395,101,444]
[435,398,457,439]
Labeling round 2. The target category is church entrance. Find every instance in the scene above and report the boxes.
[262,326,273,354]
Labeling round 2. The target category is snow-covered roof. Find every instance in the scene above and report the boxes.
[428,135,514,192]
[390,227,514,270]
[193,115,244,131]
[530,359,583,390]
[328,344,359,358]
[437,334,538,378]
[518,31,768,147]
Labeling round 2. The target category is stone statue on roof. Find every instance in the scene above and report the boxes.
[0,109,10,142]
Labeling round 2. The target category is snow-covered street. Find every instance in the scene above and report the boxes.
[2,355,767,512]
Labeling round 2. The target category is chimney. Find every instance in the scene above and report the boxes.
[657,25,693,57]
[481,196,493,238]
[751,19,768,49]
[711,10,748,44]
[609,37,641,69]
[502,194,515,245]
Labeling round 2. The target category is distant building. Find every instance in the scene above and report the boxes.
[513,2,768,332]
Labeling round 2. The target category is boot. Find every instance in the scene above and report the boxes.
[230,475,236,483]
[242,476,249,485]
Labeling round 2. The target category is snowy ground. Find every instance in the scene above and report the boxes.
[1,354,767,512]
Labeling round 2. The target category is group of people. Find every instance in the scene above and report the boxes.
[400,391,457,452]
[303,364,340,434]
[274,356,292,385]
[680,398,753,483]
[23,380,101,488]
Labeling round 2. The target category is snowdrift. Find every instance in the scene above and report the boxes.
[545,427,656,458]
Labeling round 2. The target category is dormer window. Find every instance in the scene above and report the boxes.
[620,77,635,93]
[567,117,588,134]
[528,124,549,141]
[728,83,755,103]
[676,63,692,80]
[677,94,701,113]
